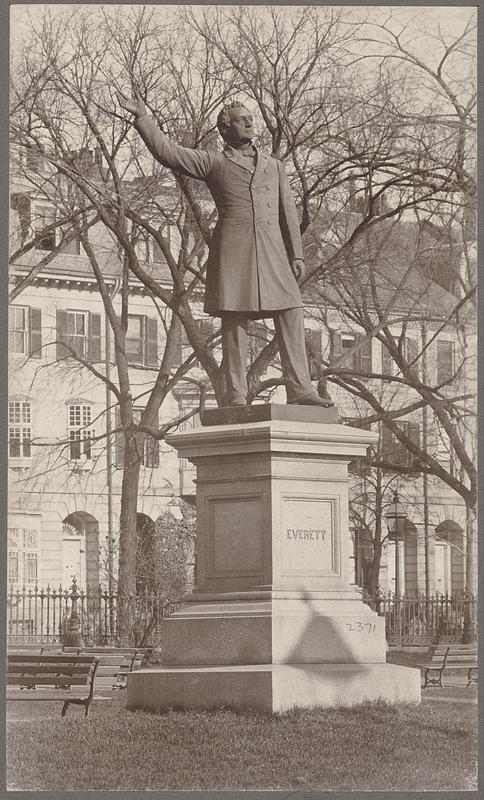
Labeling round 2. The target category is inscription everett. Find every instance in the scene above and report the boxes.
[281,498,335,575]
[287,528,326,541]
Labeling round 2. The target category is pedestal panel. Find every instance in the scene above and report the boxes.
[130,409,421,711]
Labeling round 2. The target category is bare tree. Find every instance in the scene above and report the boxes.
[10,7,476,633]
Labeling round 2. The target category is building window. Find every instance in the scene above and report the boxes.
[24,551,38,584]
[9,401,32,458]
[134,223,170,264]
[336,332,372,373]
[8,550,19,582]
[382,336,419,378]
[9,306,28,354]
[8,528,39,585]
[126,315,145,365]
[24,145,46,173]
[68,404,94,461]
[66,311,88,358]
[61,232,81,255]
[56,309,101,362]
[125,314,158,367]
[437,340,455,384]
[33,204,56,251]
[381,421,420,468]
[9,306,42,358]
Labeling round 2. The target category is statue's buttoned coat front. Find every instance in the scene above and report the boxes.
[135,115,304,316]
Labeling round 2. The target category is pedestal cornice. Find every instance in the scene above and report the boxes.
[166,419,378,460]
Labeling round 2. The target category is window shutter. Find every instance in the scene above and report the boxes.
[439,340,454,383]
[381,425,393,461]
[405,337,419,379]
[29,308,42,358]
[11,193,31,243]
[56,309,69,359]
[114,407,125,467]
[145,317,158,368]
[352,334,362,371]
[61,234,81,255]
[381,342,393,375]
[358,334,372,374]
[408,422,420,450]
[308,330,322,360]
[330,331,342,363]
[88,313,102,362]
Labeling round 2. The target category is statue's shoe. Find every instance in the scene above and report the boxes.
[289,393,334,407]
[228,398,247,407]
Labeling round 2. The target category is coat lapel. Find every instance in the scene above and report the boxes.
[252,147,266,184]
[223,144,256,174]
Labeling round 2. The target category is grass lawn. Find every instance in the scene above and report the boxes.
[7,693,477,791]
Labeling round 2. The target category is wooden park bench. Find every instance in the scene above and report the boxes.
[63,646,152,691]
[7,653,103,717]
[417,643,478,688]
[7,643,62,654]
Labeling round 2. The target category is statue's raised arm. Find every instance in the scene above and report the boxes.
[116,88,214,181]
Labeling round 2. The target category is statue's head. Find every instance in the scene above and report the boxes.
[217,101,254,144]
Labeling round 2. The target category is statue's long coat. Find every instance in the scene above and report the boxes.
[135,115,304,316]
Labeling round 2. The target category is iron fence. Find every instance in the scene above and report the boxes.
[363,590,477,646]
[7,579,181,647]
[7,582,477,648]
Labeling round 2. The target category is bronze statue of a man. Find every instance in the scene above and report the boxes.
[117,90,331,407]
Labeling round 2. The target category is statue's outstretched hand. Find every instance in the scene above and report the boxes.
[116,89,147,119]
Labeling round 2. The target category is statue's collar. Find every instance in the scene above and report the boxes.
[222,143,261,174]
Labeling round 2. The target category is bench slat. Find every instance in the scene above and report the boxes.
[92,656,132,666]
[8,654,94,664]
[8,664,92,675]
[8,676,90,686]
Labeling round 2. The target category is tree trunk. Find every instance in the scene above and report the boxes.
[116,432,141,644]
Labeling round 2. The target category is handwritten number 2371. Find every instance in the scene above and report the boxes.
[346,621,376,633]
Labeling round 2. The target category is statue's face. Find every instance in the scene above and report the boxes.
[223,106,254,144]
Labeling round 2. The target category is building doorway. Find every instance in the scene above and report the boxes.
[63,512,99,591]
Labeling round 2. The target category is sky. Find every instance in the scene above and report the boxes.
[11,4,476,44]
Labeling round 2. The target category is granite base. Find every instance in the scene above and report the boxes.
[127,662,421,713]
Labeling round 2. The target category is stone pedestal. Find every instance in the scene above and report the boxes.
[128,406,420,711]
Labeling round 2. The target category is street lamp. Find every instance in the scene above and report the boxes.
[385,493,407,596]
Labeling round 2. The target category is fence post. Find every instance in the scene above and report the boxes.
[62,577,84,647]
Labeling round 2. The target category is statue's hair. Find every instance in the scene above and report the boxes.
[216,101,248,137]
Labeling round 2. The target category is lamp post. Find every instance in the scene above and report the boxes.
[385,493,407,596]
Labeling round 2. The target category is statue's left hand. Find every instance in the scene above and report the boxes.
[291,259,306,282]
